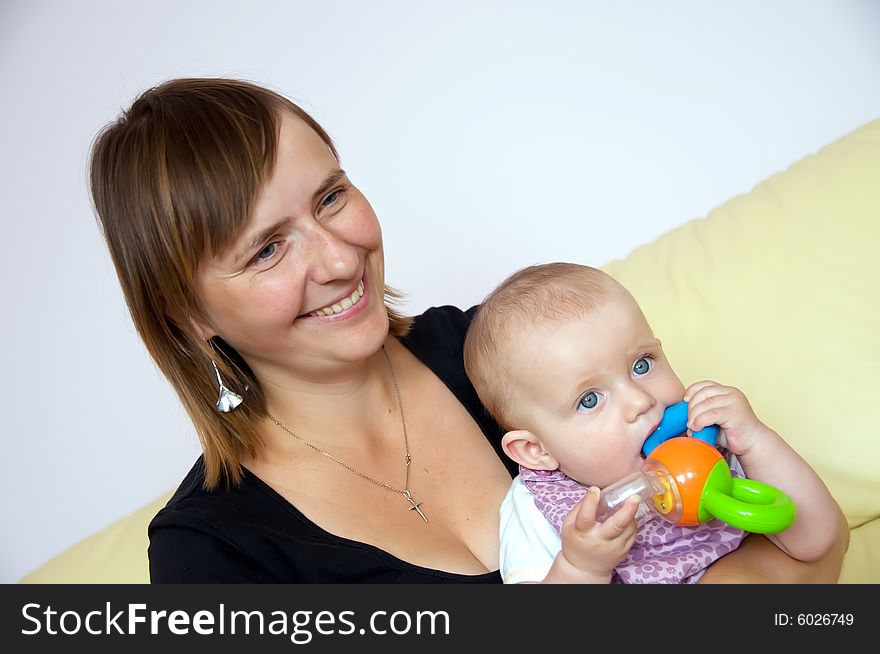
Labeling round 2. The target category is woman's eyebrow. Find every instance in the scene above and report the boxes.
[312,169,347,203]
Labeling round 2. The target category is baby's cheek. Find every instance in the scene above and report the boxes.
[667,372,686,397]
[674,379,686,398]
[652,373,685,404]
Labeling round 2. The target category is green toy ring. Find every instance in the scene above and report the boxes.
[700,460,797,533]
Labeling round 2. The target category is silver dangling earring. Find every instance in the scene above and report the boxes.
[211,359,243,413]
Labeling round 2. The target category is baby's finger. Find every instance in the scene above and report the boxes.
[601,494,639,536]
[683,380,718,402]
[685,383,731,409]
[688,394,735,431]
[572,487,601,531]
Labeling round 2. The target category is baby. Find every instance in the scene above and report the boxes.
[464,262,841,583]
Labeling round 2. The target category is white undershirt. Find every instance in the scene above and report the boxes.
[498,475,560,584]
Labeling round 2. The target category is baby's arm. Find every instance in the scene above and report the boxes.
[698,511,849,583]
[541,487,639,584]
[685,381,842,561]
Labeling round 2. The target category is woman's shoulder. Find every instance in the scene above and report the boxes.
[400,304,479,361]
[398,304,477,379]
[149,456,294,532]
[147,457,296,582]
[403,304,479,344]
[148,457,244,540]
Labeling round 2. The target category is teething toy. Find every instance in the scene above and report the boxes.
[597,401,796,533]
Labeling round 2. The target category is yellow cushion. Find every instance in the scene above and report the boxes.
[23,119,880,583]
[19,492,173,584]
[839,518,880,583]
[604,118,880,581]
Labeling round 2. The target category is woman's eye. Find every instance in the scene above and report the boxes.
[321,189,342,208]
[633,357,653,376]
[253,242,278,264]
[578,391,601,411]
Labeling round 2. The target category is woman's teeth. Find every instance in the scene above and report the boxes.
[309,280,365,317]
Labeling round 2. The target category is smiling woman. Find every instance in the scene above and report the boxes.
[90,79,409,491]
[85,78,849,583]
[90,78,515,582]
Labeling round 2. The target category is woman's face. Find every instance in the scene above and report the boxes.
[194,111,388,382]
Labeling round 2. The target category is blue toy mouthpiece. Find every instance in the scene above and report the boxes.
[641,401,719,457]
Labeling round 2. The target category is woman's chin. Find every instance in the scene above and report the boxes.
[329,309,390,364]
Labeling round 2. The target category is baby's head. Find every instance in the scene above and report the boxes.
[464,263,686,488]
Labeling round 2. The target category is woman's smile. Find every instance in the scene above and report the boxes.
[299,274,369,323]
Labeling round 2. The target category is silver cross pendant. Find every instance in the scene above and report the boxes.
[403,490,428,522]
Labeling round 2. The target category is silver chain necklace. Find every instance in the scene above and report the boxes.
[269,346,427,522]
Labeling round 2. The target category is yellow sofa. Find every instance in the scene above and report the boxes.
[21,118,880,583]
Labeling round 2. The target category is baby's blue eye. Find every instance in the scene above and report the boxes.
[633,357,652,376]
[578,391,601,411]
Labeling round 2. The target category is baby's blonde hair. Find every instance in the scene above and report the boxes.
[464,262,625,429]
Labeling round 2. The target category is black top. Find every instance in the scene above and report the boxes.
[148,305,515,583]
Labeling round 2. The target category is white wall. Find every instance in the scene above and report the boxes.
[2,0,878,583]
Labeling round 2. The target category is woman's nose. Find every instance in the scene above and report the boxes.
[308,224,359,284]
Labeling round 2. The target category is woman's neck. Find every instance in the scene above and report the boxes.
[253,337,403,457]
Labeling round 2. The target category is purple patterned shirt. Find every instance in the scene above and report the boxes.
[520,464,746,584]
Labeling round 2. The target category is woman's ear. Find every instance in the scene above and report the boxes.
[163,300,217,342]
[189,315,216,341]
[501,430,559,471]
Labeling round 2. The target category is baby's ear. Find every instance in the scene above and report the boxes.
[501,430,559,471]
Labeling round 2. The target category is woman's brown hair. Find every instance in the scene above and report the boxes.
[90,78,410,488]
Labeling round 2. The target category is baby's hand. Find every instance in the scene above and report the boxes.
[559,487,638,582]
[684,381,763,457]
